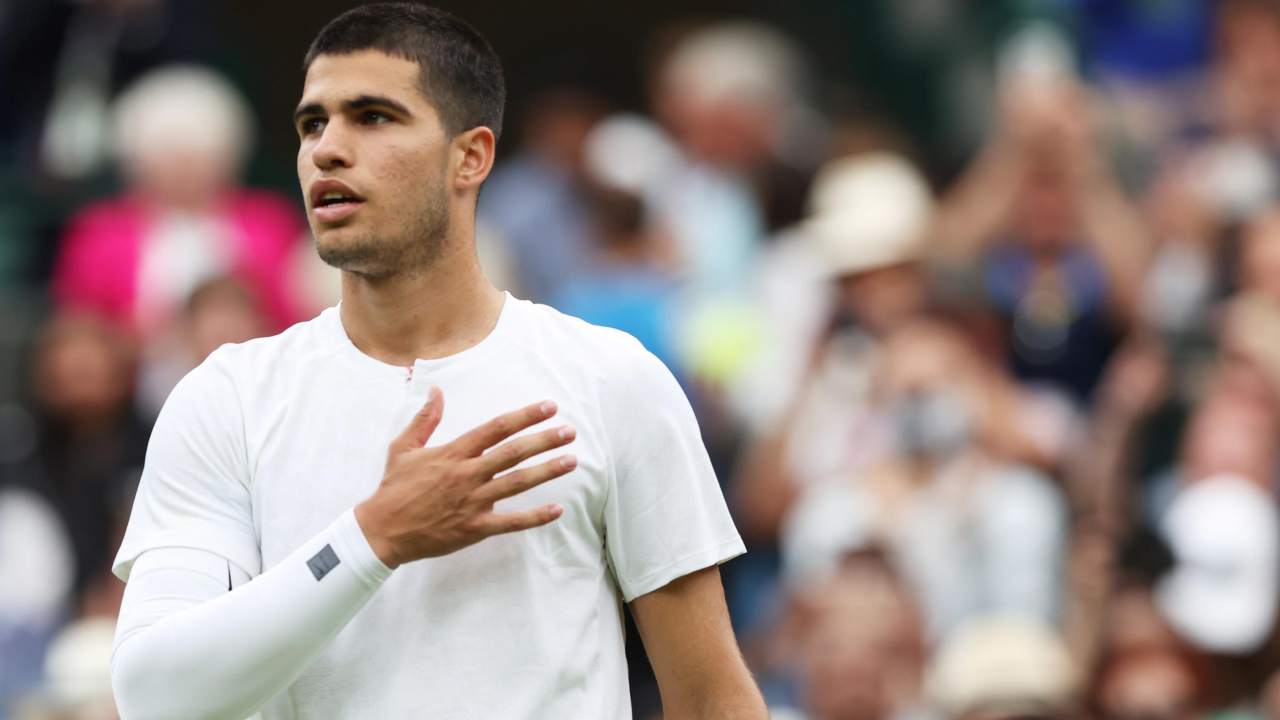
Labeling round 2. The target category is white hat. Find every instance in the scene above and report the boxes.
[0,487,73,625]
[1193,139,1278,222]
[927,615,1078,716]
[582,114,682,196]
[1156,473,1280,654]
[803,152,933,277]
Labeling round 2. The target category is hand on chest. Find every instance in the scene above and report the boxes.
[249,378,608,569]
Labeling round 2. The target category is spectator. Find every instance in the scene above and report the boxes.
[1154,392,1280,657]
[1076,371,1280,709]
[0,313,142,718]
[642,21,820,393]
[477,88,605,303]
[551,183,682,377]
[733,152,935,543]
[135,275,268,418]
[768,552,927,720]
[653,20,818,234]
[4,314,147,610]
[780,317,1068,640]
[933,33,1152,403]
[648,20,814,284]
[51,65,306,341]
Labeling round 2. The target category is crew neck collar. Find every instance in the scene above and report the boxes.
[325,291,517,379]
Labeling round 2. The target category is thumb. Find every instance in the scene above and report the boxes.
[389,386,444,454]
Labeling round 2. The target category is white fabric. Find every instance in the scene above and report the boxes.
[0,487,73,625]
[1156,474,1280,654]
[133,212,234,334]
[781,458,1066,640]
[44,617,118,710]
[728,229,834,433]
[112,510,390,720]
[113,292,744,719]
[778,331,890,486]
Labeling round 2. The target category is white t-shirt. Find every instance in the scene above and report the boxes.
[113,293,745,719]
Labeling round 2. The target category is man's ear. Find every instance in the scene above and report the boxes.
[452,126,496,191]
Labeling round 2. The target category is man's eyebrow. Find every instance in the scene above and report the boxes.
[292,95,412,126]
[344,95,412,116]
[293,103,324,125]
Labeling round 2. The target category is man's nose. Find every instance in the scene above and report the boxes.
[312,121,354,169]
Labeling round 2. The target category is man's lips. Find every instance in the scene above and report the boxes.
[313,199,364,223]
[309,178,365,224]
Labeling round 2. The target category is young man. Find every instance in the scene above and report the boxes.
[108,4,765,718]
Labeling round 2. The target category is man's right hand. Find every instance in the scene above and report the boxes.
[354,387,577,568]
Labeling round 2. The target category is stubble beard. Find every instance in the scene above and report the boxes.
[316,183,451,280]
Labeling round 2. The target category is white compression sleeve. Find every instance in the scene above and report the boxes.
[111,509,392,720]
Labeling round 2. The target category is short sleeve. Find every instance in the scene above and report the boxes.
[600,338,745,602]
[113,349,261,582]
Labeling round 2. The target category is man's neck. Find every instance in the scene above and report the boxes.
[338,244,504,367]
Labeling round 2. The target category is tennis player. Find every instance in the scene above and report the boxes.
[108,4,765,718]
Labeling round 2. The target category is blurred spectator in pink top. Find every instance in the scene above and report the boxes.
[51,65,306,340]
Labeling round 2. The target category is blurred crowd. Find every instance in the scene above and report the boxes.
[7,1,1280,719]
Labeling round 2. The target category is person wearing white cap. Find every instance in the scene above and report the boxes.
[777,316,1068,641]
[1154,390,1280,655]
[733,151,935,543]
[734,153,1070,649]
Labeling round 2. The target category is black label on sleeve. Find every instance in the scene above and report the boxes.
[307,544,341,581]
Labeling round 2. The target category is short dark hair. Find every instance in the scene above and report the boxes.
[303,3,505,142]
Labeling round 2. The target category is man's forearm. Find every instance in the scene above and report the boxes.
[112,509,391,720]
[666,673,768,720]
[694,685,769,719]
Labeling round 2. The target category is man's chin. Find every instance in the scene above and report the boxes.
[315,237,388,276]
[311,219,357,239]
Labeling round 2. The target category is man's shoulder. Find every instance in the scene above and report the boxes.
[513,298,681,408]
[515,297,658,370]
[196,309,334,387]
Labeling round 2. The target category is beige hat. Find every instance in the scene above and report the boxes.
[804,152,933,277]
[927,615,1079,716]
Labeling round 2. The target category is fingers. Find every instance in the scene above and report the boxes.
[448,400,558,457]
[476,425,575,477]
[473,504,564,537]
[389,386,443,455]
[473,454,577,505]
